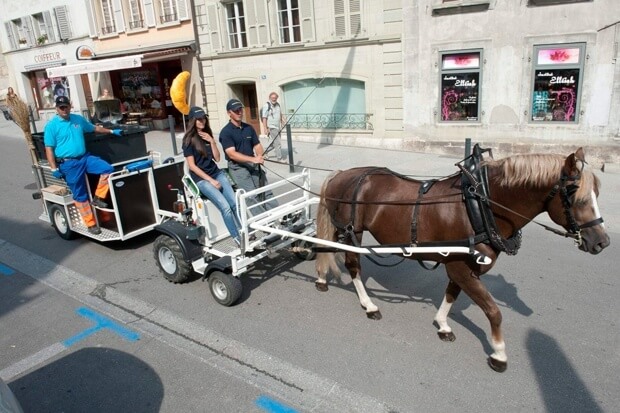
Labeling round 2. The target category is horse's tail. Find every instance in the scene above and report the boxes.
[316,171,344,283]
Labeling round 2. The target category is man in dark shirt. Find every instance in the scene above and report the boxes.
[219,98,278,214]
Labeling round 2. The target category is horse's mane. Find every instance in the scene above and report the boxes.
[484,153,599,203]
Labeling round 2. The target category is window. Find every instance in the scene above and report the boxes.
[439,50,481,122]
[99,0,116,34]
[226,1,247,49]
[159,0,178,23]
[9,18,34,48]
[128,0,145,29]
[283,78,368,129]
[32,12,56,44]
[531,43,585,122]
[334,0,362,38]
[278,0,301,44]
[33,72,70,109]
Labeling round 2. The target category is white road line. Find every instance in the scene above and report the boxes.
[0,343,66,381]
[0,239,395,413]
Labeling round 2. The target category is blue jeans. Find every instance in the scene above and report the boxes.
[196,171,240,240]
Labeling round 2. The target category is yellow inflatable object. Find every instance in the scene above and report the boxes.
[170,71,190,115]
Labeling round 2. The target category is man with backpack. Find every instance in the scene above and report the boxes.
[261,92,285,161]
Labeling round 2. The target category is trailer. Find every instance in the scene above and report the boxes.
[31,124,186,242]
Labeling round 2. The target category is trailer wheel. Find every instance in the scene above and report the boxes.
[49,204,76,240]
[208,270,242,306]
[294,240,316,261]
[153,235,193,283]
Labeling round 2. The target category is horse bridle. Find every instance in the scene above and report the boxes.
[543,171,605,246]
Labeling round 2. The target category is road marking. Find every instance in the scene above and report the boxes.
[63,307,140,347]
[256,395,299,413]
[0,262,15,275]
[0,239,395,412]
[0,343,65,381]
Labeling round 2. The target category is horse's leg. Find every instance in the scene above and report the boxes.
[345,252,382,320]
[434,280,461,342]
[445,263,507,372]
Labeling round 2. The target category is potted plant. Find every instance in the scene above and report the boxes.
[36,34,48,45]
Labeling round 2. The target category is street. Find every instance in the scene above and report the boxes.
[0,117,619,412]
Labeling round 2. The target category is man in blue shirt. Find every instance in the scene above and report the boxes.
[219,98,278,214]
[44,96,122,234]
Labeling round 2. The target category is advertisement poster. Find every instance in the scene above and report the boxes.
[441,72,479,121]
[532,68,579,122]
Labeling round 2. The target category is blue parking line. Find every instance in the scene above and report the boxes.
[63,307,140,347]
[255,396,298,413]
[0,262,15,276]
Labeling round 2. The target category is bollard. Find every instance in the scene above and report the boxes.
[168,115,178,155]
[464,138,472,158]
[286,124,294,173]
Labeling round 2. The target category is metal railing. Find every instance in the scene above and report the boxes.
[101,25,116,35]
[160,13,178,23]
[129,20,144,29]
[286,113,373,130]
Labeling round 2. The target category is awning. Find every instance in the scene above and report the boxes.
[93,41,195,61]
[141,46,194,63]
[46,54,143,77]
[24,59,66,72]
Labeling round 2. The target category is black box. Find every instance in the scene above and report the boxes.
[32,128,148,165]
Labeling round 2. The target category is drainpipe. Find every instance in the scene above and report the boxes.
[189,0,207,111]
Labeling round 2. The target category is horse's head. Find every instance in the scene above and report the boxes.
[546,148,610,254]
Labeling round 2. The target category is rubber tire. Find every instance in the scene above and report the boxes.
[49,204,76,240]
[208,270,242,306]
[294,240,316,261]
[153,235,193,283]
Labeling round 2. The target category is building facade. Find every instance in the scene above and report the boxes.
[194,0,404,145]
[403,0,620,158]
[1,0,200,127]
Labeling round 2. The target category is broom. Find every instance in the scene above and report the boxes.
[6,92,39,165]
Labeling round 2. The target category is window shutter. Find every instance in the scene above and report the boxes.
[349,0,361,36]
[177,0,189,21]
[245,0,258,46]
[299,0,315,42]
[43,11,57,41]
[143,0,156,27]
[334,0,346,37]
[206,4,221,51]
[54,6,72,40]
[4,22,17,49]
[253,0,268,45]
[112,0,126,32]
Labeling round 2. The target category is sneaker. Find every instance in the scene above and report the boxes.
[87,226,102,235]
[91,197,108,208]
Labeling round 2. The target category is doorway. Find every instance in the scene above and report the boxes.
[241,84,260,133]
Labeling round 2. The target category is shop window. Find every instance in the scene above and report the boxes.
[118,68,165,119]
[439,50,481,122]
[283,77,369,129]
[32,71,70,109]
[530,43,585,122]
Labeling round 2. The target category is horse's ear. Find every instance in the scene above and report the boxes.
[564,148,586,177]
[574,147,586,163]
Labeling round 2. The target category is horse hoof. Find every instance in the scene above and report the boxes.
[315,282,328,292]
[438,331,456,342]
[487,357,507,373]
[367,311,382,320]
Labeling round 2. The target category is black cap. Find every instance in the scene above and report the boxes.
[226,99,244,111]
[55,96,70,106]
[188,106,206,119]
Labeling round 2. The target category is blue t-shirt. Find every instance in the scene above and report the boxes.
[219,121,260,161]
[43,114,95,158]
[182,139,220,183]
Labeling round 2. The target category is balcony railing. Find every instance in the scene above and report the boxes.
[129,20,144,29]
[287,113,373,130]
[101,25,116,35]
[160,13,178,23]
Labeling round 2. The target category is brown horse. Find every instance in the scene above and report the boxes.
[315,147,609,372]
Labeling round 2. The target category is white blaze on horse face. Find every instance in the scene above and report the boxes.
[591,190,604,228]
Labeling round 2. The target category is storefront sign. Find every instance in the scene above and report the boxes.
[46,54,143,77]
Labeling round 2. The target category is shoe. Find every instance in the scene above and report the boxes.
[91,196,108,208]
[87,226,102,235]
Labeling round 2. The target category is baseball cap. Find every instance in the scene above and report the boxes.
[226,99,244,112]
[55,96,70,106]
[188,106,207,119]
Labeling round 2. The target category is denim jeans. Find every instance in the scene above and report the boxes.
[196,171,240,240]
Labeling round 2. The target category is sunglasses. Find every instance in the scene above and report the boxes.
[57,105,70,110]
[231,108,243,114]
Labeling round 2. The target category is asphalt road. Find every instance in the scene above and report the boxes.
[0,117,618,412]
